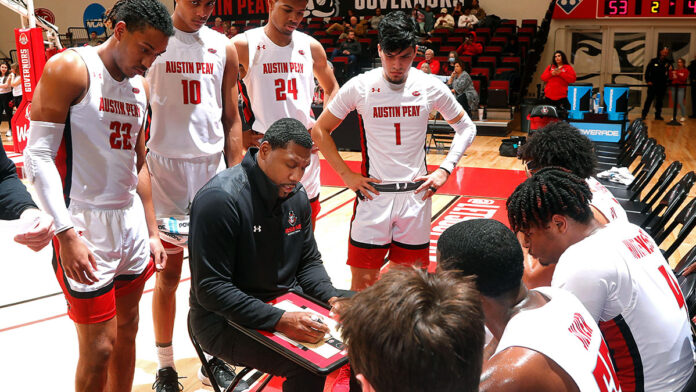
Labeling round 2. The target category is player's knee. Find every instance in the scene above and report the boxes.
[156,267,182,292]
[81,337,115,370]
[117,311,140,341]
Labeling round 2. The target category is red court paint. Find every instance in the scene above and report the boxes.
[320,160,526,199]
[427,197,509,272]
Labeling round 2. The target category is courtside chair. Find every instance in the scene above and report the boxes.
[627,172,696,235]
[616,161,682,214]
[654,197,696,260]
[606,149,665,205]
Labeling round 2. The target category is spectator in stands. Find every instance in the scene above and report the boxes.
[507,168,695,392]
[0,62,12,132]
[222,21,230,35]
[669,57,689,122]
[369,8,384,30]
[689,54,696,118]
[212,17,224,33]
[438,219,621,392]
[421,5,435,32]
[420,62,432,74]
[541,50,576,110]
[642,46,672,121]
[502,36,519,56]
[441,51,459,75]
[471,0,486,20]
[339,268,485,392]
[434,8,455,31]
[448,58,478,116]
[226,24,238,39]
[9,63,22,111]
[456,32,482,56]
[457,7,478,28]
[330,16,366,38]
[452,2,464,20]
[87,31,101,46]
[417,49,441,75]
[331,30,362,77]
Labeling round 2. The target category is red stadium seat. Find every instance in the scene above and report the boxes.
[319,38,334,46]
[470,67,490,80]
[487,80,510,108]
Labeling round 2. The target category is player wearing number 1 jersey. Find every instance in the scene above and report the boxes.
[313,11,476,290]
[22,1,171,390]
[508,168,694,392]
[438,219,622,392]
[233,0,339,227]
[144,0,244,389]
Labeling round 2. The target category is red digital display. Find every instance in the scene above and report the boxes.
[598,0,696,16]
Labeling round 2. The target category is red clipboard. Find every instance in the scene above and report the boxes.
[226,291,348,375]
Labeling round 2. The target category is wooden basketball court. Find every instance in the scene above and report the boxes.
[0,118,694,391]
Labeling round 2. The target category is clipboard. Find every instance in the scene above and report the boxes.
[226,291,349,375]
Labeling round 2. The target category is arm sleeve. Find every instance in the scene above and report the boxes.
[189,188,285,330]
[432,81,477,173]
[0,147,37,220]
[327,79,359,120]
[23,121,73,233]
[560,65,577,83]
[295,198,338,303]
[551,250,613,322]
[541,65,552,82]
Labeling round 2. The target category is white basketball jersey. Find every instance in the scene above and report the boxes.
[58,46,147,209]
[146,26,228,158]
[242,27,316,132]
[552,222,694,392]
[587,176,628,223]
[495,287,622,392]
[327,68,461,182]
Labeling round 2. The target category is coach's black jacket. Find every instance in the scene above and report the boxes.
[189,148,338,333]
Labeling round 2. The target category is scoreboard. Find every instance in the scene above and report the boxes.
[598,0,696,17]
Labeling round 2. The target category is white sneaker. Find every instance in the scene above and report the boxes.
[680,117,685,122]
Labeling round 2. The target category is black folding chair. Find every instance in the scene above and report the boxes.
[602,144,664,192]
[617,161,682,213]
[626,172,696,235]
[654,198,696,259]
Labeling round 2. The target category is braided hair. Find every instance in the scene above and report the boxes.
[105,0,174,36]
[517,122,597,179]
[507,167,593,233]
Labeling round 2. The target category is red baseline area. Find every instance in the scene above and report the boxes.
[320,159,527,199]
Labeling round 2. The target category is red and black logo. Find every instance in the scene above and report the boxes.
[285,210,301,234]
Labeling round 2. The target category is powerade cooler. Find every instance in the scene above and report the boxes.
[567,83,592,120]
[603,84,629,121]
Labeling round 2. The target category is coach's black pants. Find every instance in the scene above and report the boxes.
[642,83,667,118]
[0,92,12,127]
[690,84,696,117]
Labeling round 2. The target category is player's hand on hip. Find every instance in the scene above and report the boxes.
[56,229,99,285]
[14,208,55,252]
[275,311,329,344]
[415,168,449,200]
[344,171,380,200]
[150,236,167,271]
[243,131,263,149]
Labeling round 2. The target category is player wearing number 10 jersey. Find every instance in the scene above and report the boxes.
[313,11,476,290]
[144,0,244,389]
[508,168,694,392]
[233,0,339,227]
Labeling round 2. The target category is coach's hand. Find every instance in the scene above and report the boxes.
[150,236,167,271]
[343,171,380,200]
[56,228,98,285]
[275,311,329,344]
[14,208,55,252]
[415,168,449,200]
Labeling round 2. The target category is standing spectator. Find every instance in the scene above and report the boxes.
[226,23,238,38]
[448,58,478,116]
[332,30,362,77]
[670,58,689,122]
[457,7,478,28]
[0,62,12,132]
[452,1,463,20]
[417,49,441,75]
[688,54,696,118]
[541,50,576,110]
[10,63,22,114]
[456,32,482,56]
[434,8,455,31]
[369,8,384,30]
[471,0,486,20]
[642,46,672,121]
[211,17,224,33]
[421,5,435,32]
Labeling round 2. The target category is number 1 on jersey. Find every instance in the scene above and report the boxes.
[394,123,402,145]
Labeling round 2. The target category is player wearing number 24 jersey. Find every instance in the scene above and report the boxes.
[508,168,694,392]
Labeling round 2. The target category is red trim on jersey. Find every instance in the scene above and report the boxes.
[54,115,73,206]
[357,114,369,177]
[347,241,389,269]
[239,80,255,125]
[144,104,152,142]
[309,197,321,231]
[599,316,644,392]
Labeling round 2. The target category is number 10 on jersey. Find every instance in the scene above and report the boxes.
[181,80,201,105]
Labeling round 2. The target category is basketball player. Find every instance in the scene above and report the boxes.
[232,0,340,227]
[517,122,628,288]
[438,219,622,392]
[22,1,171,390]
[145,0,243,389]
[312,11,476,290]
[507,168,694,392]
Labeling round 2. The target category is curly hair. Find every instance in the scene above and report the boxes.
[517,122,597,179]
[105,0,174,36]
[263,118,313,150]
[507,167,593,233]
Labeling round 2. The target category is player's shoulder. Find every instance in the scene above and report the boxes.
[411,69,450,94]
[42,49,88,86]
[343,68,380,93]
[481,347,557,392]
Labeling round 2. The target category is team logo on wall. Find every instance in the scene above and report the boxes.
[18,33,28,45]
[556,0,582,14]
[83,3,107,36]
[306,0,339,18]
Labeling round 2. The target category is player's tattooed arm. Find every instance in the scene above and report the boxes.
[222,40,244,165]
[310,38,339,107]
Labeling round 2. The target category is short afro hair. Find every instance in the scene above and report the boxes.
[507,167,593,233]
[438,219,524,297]
[517,122,597,179]
[106,0,174,36]
[262,118,313,150]
[378,11,417,54]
